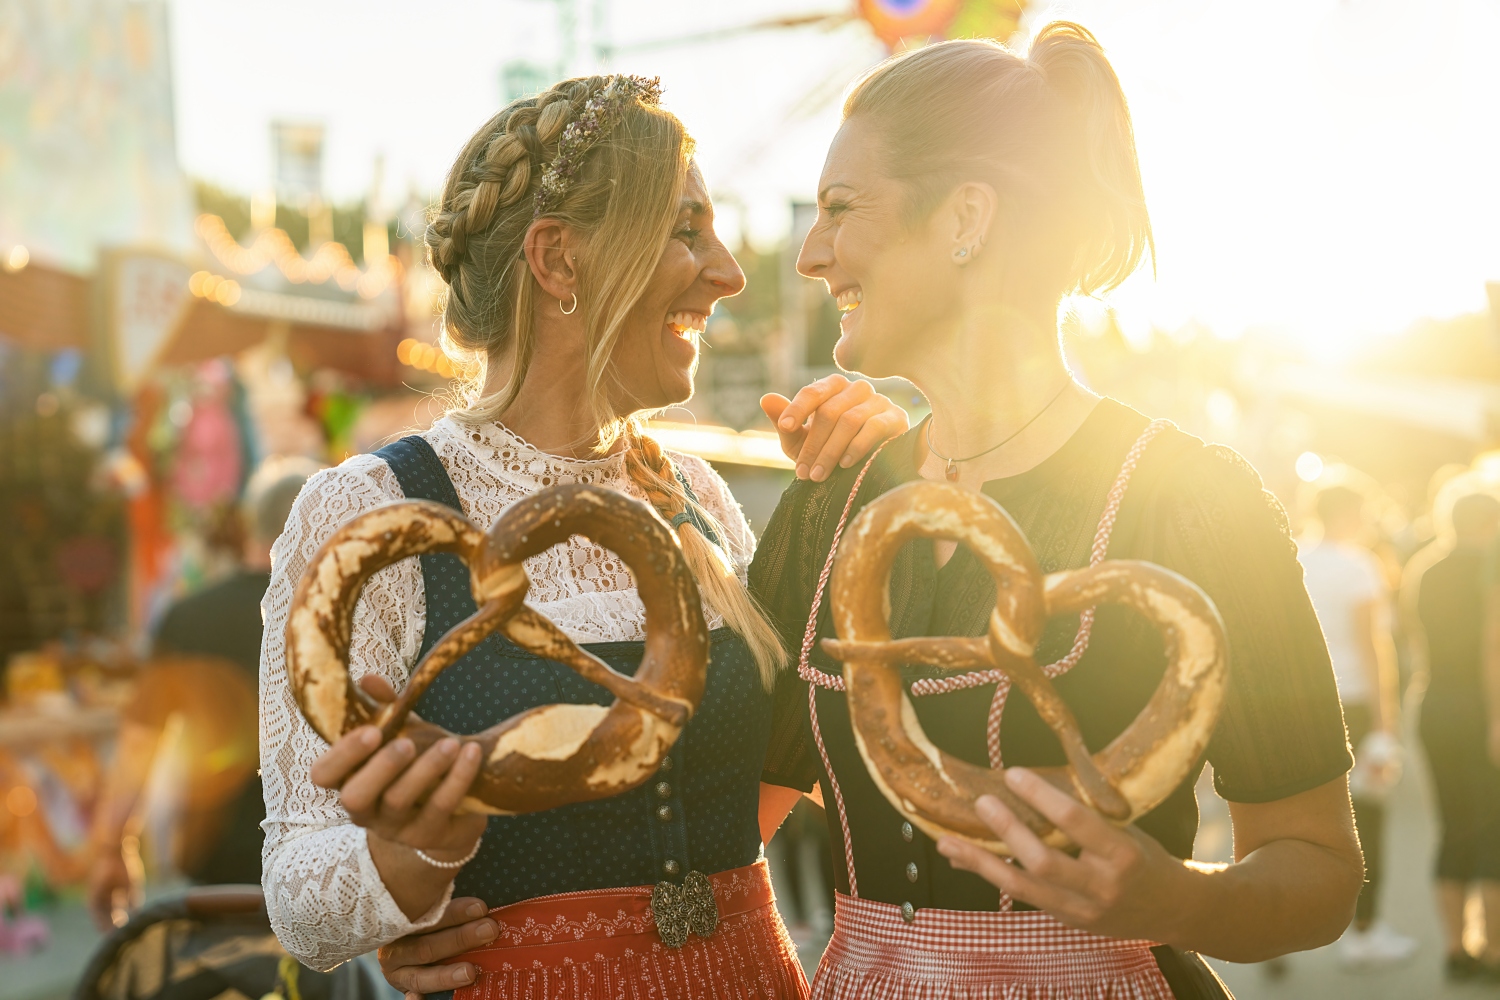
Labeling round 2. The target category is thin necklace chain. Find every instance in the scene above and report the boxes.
[925,382,1073,478]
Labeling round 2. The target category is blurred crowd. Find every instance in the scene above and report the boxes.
[8,332,1500,993]
[1291,463,1500,981]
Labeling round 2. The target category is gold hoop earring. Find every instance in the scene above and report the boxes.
[560,292,578,315]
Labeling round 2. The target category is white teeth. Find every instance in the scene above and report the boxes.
[836,288,863,313]
[666,311,707,335]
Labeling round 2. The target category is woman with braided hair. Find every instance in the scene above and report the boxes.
[257,74,907,997]
[744,24,1364,1000]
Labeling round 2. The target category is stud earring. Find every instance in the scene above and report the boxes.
[954,247,969,260]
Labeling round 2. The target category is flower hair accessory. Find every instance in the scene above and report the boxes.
[534,75,664,217]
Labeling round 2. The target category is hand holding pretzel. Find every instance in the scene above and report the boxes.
[821,480,1228,855]
[287,483,709,820]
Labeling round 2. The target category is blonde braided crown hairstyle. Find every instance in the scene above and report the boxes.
[425,75,786,687]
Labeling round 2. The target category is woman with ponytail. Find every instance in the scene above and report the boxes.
[256,75,907,997]
[752,23,1364,999]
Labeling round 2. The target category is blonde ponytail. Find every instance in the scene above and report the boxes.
[622,431,787,689]
[843,22,1152,296]
[1028,22,1152,294]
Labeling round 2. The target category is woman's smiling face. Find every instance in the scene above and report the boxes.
[796,116,963,380]
[606,163,745,414]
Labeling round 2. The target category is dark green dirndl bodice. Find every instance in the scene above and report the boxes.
[374,436,771,907]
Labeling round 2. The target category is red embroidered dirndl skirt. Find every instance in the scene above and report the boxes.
[453,860,808,1000]
[811,893,1174,1000]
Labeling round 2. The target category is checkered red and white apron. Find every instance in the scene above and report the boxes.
[802,422,1177,1000]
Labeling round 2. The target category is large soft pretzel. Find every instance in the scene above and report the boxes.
[285,483,708,815]
[821,480,1228,854]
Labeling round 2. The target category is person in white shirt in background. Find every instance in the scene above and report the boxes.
[1299,483,1416,968]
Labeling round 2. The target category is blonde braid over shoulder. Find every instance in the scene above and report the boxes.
[623,432,787,689]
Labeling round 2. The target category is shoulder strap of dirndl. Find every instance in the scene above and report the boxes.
[375,435,464,512]
[373,435,475,655]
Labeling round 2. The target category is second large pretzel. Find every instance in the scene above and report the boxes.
[286,483,708,815]
[822,480,1228,854]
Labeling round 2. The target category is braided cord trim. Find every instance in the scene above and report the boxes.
[798,441,891,899]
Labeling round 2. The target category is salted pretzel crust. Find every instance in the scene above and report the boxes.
[821,480,1228,854]
[285,484,708,815]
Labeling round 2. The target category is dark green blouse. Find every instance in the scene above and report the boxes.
[753,398,1352,912]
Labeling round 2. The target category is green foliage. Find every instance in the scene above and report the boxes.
[718,244,781,345]
[945,0,1024,42]
[194,180,252,239]
[192,179,390,261]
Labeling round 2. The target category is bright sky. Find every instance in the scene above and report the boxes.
[171,0,1500,355]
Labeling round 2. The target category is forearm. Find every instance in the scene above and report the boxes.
[1163,837,1362,962]
[90,723,160,850]
[1372,635,1400,732]
[263,824,453,971]
[368,832,463,921]
[1353,601,1399,732]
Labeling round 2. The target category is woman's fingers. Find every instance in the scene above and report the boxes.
[937,835,1091,916]
[409,742,484,842]
[381,738,460,814]
[337,737,417,816]
[309,726,383,790]
[839,399,909,469]
[382,957,480,995]
[774,375,858,477]
[433,897,493,933]
[802,399,880,482]
[796,379,874,480]
[761,392,792,429]
[1004,768,1126,861]
[379,906,498,969]
[970,794,1092,894]
[309,676,404,791]
[762,393,808,469]
[358,673,399,703]
[763,377,901,479]
[777,375,851,436]
[385,920,497,968]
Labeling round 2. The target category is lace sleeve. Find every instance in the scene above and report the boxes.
[671,452,758,582]
[259,457,452,970]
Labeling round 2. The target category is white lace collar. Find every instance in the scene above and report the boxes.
[436,416,625,488]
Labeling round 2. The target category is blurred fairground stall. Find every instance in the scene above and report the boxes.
[0,1,433,974]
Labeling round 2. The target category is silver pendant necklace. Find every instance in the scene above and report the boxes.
[925,383,1072,481]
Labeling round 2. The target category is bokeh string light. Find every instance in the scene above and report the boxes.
[187,270,242,306]
[194,214,403,299]
[396,337,469,379]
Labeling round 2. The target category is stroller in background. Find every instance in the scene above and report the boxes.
[72,885,386,1000]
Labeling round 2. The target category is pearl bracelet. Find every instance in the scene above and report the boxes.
[413,837,482,870]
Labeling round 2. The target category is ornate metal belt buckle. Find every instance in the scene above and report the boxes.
[650,870,719,948]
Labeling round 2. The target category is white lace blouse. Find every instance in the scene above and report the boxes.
[258,417,757,970]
